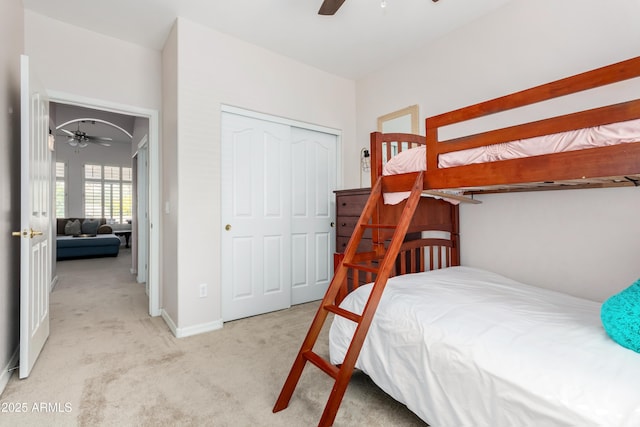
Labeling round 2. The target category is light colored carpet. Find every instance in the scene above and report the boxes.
[0,249,427,426]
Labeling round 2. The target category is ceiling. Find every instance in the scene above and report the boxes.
[51,103,136,148]
[23,0,514,80]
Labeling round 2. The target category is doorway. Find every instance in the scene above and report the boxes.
[48,92,160,317]
[220,107,339,321]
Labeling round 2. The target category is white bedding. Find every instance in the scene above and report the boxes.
[382,118,640,204]
[329,266,640,427]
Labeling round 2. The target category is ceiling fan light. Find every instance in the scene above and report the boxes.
[69,140,78,147]
[78,141,88,148]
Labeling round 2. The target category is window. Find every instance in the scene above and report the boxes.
[84,164,133,223]
[55,162,66,218]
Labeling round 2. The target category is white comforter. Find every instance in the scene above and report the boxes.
[329,267,640,427]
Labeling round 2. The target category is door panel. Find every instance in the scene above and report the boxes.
[290,127,336,304]
[315,233,330,284]
[221,113,292,321]
[19,55,51,379]
[264,235,284,294]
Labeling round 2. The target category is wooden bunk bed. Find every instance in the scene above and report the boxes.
[273,56,640,426]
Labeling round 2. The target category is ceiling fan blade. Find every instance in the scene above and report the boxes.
[78,137,110,147]
[60,129,74,136]
[318,0,346,15]
[81,137,111,147]
[86,135,113,142]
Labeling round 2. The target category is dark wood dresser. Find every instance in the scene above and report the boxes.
[334,187,371,254]
[334,186,459,255]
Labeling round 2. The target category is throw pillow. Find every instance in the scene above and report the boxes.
[97,225,113,234]
[601,278,640,353]
[81,219,100,235]
[64,219,81,235]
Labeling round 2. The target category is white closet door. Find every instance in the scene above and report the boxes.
[221,112,292,321]
[290,127,336,304]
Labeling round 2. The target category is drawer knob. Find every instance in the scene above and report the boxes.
[341,223,346,227]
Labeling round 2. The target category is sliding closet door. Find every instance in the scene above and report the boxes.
[221,112,338,321]
[290,127,336,304]
[221,112,292,321]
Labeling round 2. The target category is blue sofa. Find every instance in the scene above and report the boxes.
[56,218,121,260]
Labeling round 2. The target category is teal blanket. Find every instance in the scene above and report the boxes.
[601,279,640,353]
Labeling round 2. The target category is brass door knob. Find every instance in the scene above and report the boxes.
[330,222,335,228]
[12,229,43,238]
[225,224,231,231]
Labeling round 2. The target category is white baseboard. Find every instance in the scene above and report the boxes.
[160,309,178,336]
[161,309,223,338]
[0,347,19,397]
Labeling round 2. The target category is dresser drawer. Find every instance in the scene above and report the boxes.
[336,236,372,253]
[335,188,372,254]
[336,193,369,217]
[337,217,373,238]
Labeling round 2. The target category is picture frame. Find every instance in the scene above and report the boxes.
[377,104,419,134]
[376,105,420,157]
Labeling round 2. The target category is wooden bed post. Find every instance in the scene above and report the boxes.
[451,204,460,266]
[370,132,384,253]
[370,132,383,189]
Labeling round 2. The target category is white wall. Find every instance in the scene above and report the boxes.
[161,17,356,333]
[464,188,640,302]
[0,0,23,396]
[161,23,179,326]
[355,0,640,301]
[24,11,161,111]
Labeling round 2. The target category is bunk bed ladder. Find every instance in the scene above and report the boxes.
[273,171,425,427]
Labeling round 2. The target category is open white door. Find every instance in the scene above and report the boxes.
[136,139,149,287]
[17,55,51,379]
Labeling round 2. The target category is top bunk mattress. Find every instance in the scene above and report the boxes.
[329,266,640,427]
[381,118,640,204]
[383,118,640,175]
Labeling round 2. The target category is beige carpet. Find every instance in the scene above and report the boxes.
[0,249,427,426]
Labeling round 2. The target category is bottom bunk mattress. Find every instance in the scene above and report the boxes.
[329,266,640,427]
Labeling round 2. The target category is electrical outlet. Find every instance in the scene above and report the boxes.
[199,283,207,298]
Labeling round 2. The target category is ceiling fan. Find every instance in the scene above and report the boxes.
[318,0,439,15]
[318,0,346,15]
[59,120,112,148]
